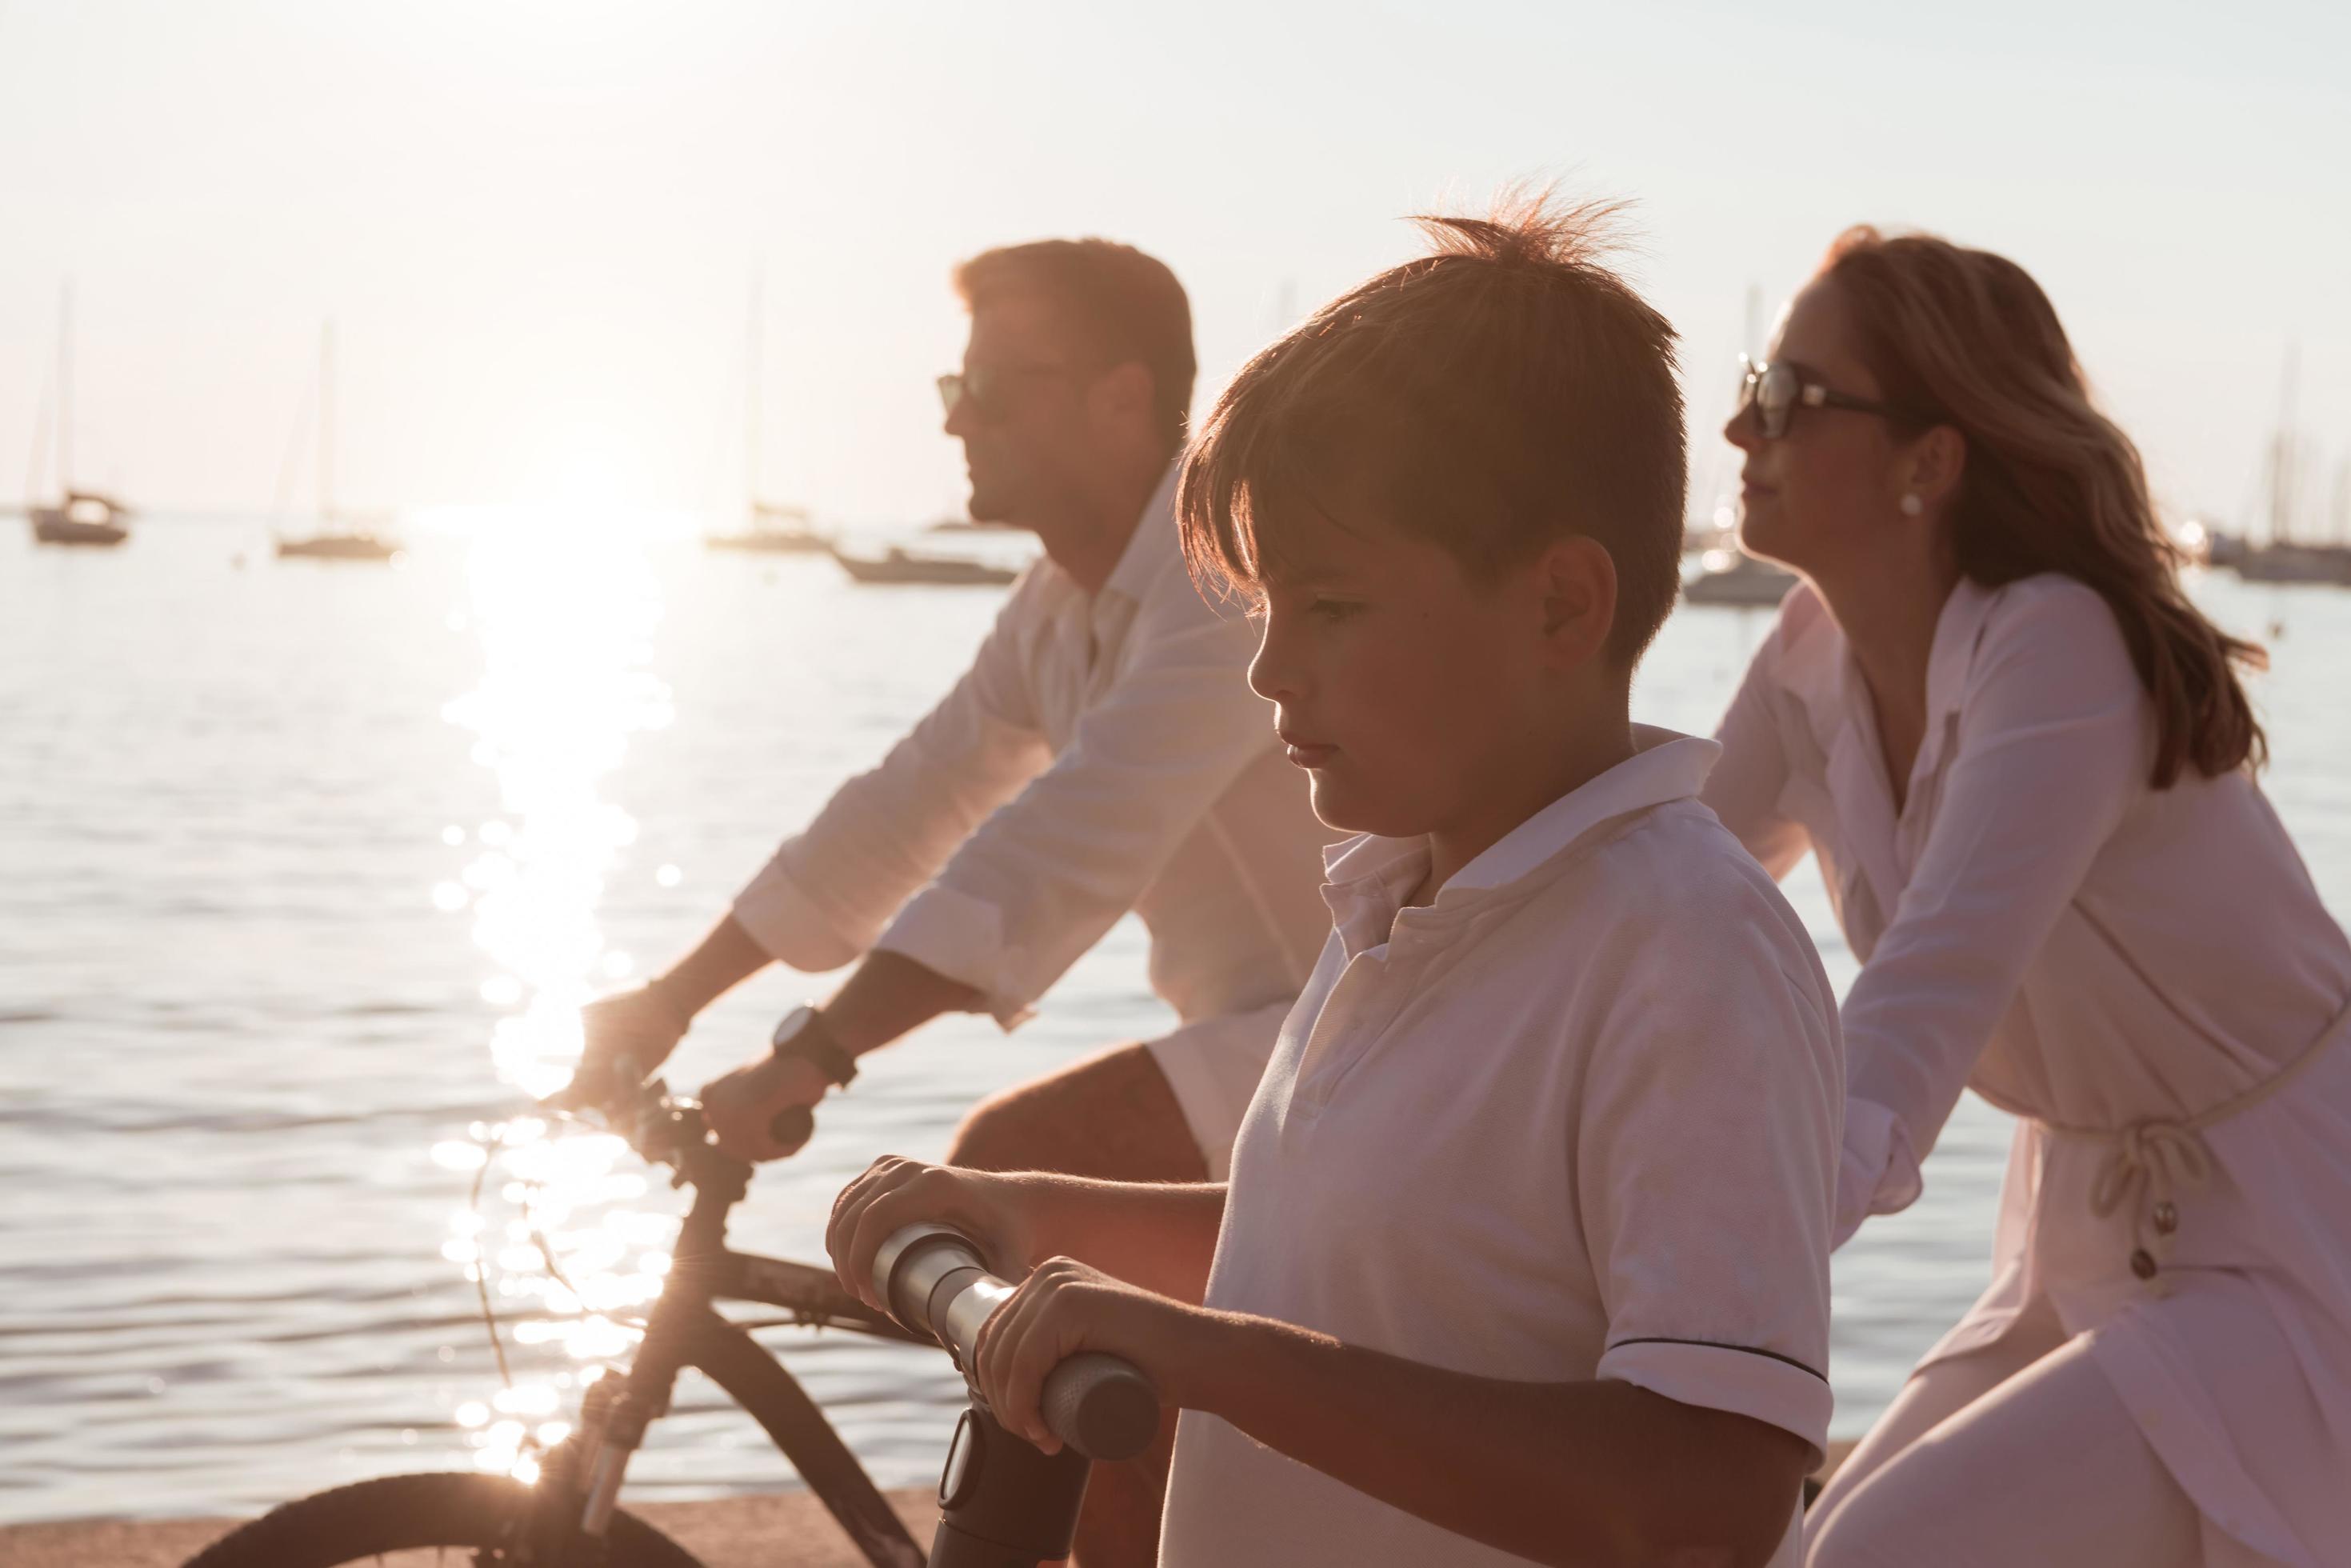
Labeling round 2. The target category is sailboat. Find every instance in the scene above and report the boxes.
[2233,349,2351,587]
[1682,286,1796,607]
[26,283,133,547]
[828,544,1021,586]
[275,322,400,562]
[706,269,830,554]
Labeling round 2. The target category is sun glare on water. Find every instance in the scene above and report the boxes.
[430,506,683,1479]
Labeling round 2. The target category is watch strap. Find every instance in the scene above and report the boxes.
[772,1007,858,1089]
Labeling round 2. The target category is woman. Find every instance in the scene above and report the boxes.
[1706,226,2351,1568]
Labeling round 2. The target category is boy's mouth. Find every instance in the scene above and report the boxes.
[1277,729,1337,767]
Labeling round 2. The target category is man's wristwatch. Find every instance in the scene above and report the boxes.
[770,1005,858,1089]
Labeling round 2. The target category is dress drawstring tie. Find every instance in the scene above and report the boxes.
[2042,998,2350,1286]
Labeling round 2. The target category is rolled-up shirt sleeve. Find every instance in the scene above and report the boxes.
[874,585,1278,1024]
[731,576,1057,973]
[1833,579,2151,1244]
[1578,862,1842,1461]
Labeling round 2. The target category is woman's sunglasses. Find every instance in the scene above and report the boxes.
[1735,354,1921,441]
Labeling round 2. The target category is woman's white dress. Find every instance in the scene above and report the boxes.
[1706,573,2351,1566]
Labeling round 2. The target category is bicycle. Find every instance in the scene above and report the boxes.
[183,1078,1158,1568]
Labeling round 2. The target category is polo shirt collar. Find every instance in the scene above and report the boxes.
[1318,726,1721,954]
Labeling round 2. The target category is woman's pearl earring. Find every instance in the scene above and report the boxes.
[1900,494,1925,518]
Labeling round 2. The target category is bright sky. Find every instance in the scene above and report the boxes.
[2,0,2345,530]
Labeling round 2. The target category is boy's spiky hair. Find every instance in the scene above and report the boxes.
[1177,192,1687,666]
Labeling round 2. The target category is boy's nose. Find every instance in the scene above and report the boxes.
[1245,621,1292,705]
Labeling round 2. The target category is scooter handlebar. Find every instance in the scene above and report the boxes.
[871,1224,1162,1462]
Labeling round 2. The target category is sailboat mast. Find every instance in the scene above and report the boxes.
[57,281,74,495]
[2269,347,2299,546]
[319,321,336,525]
[746,264,762,521]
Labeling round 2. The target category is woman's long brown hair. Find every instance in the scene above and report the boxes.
[1821,226,2265,786]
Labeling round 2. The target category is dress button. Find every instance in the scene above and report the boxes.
[2130,1249,2159,1280]
[2153,1202,2178,1235]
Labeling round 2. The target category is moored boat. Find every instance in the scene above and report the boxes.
[274,322,402,562]
[26,285,134,548]
[830,546,1020,587]
[1681,547,1796,607]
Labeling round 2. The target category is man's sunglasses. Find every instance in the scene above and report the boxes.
[1735,354,1921,441]
[936,363,1074,420]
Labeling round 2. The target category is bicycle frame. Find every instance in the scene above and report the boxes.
[531,1138,934,1568]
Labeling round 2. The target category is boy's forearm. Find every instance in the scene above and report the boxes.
[1175,1314,1807,1568]
[1030,1178,1226,1304]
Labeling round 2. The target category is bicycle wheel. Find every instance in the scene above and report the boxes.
[180,1472,707,1567]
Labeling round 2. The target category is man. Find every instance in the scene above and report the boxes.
[573,238,1335,1564]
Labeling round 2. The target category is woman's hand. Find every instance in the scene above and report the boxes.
[970,1255,1206,1453]
[826,1158,1053,1311]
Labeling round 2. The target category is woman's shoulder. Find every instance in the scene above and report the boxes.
[1980,570,2110,622]
[1961,572,2134,682]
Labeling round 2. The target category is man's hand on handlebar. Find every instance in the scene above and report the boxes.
[702,1049,830,1161]
[557,982,693,1111]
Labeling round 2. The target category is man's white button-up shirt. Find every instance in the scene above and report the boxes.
[731,465,1334,1031]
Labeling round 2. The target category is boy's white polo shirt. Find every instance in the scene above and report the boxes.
[1158,727,1843,1568]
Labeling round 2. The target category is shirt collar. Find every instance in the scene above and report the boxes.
[1099,461,1182,610]
[1317,726,1722,954]
[1922,575,1998,727]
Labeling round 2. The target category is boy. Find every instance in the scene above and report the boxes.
[828,198,1842,1567]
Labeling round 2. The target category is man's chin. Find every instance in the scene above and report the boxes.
[964,481,1015,525]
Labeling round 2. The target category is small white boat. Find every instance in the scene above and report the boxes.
[705,269,830,555]
[830,546,1020,587]
[707,501,830,554]
[278,530,399,562]
[274,323,402,563]
[31,490,131,546]
[1682,548,1796,607]
[27,285,133,548]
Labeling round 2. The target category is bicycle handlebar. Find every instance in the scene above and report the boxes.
[871,1224,1162,1463]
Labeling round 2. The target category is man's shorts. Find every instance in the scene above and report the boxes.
[1142,998,1295,1180]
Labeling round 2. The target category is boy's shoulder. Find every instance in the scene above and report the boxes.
[1562,794,1796,918]
[1528,794,1828,997]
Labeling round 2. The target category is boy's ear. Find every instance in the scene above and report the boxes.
[1537,534,1617,669]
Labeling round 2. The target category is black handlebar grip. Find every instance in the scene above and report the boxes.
[1038,1351,1161,1462]
[766,1106,815,1154]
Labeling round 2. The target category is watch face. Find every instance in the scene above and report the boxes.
[771,1005,817,1050]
